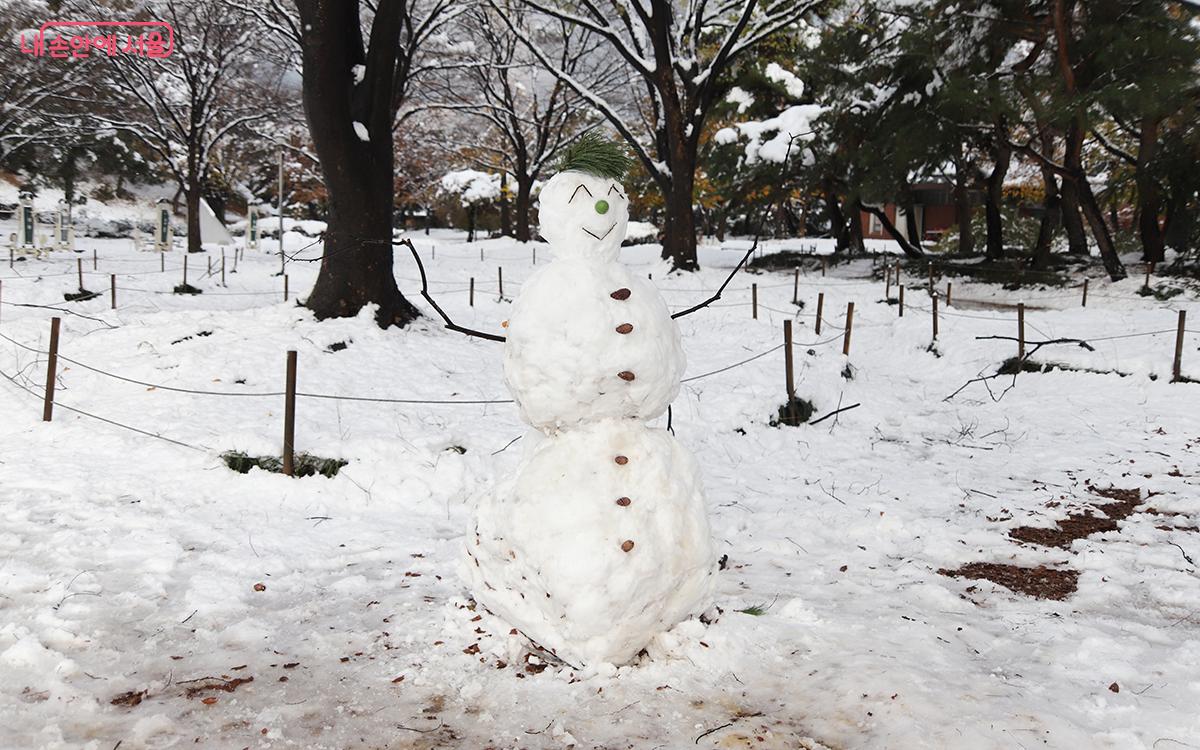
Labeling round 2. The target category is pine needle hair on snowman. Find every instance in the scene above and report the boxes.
[536,134,634,261]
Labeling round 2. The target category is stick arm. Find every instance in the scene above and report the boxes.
[670,239,758,319]
[400,238,507,342]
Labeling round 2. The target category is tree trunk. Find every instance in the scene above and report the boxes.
[823,182,849,253]
[953,148,975,255]
[498,172,512,237]
[861,204,923,258]
[984,134,1011,261]
[1059,172,1090,254]
[1135,116,1164,263]
[467,205,477,243]
[185,168,203,253]
[1163,186,1191,253]
[514,175,533,242]
[297,0,417,328]
[848,198,866,255]
[660,156,698,270]
[1031,173,1061,270]
[898,179,922,246]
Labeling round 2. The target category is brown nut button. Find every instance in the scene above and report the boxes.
[614,455,628,465]
[610,288,631,300]
[615,323,633,334]
[621,540,635,552]
[617,371,636,381]
[616,497,631,507]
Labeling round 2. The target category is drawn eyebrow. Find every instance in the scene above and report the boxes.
[607,185,625,199]
[569,184,593,202]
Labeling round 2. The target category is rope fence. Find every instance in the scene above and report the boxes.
[1,244,1196,467]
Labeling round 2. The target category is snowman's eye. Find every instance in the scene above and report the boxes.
[568,184,593,202]
[607,185,626,200]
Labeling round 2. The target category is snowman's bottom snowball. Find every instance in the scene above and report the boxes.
[464,419,716,667]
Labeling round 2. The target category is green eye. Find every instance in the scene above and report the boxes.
[595,199,609,215]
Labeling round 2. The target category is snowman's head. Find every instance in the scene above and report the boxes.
[537,134,632,262]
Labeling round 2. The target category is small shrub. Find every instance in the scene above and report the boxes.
[221,451,347,478]
[771,396,815,427]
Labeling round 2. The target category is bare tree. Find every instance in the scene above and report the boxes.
[428,4,621,241]
[292,0,458,327]
[0,1,92,167]
[89,0,275,252]
[494,0,826,270]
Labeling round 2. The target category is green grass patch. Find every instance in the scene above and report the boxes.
[221,450,348,478]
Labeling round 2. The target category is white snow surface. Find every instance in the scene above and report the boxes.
[466,418,716,667]
[0,226,1197,748]
[723,104,825,164]
[440,169,501,206]
[764,62,806,99]
[725,86,756,113]
[352,121,370,142]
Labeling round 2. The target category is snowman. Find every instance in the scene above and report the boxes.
[408,135,751,668]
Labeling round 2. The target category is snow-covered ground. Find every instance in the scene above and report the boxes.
[0,228,1198,749]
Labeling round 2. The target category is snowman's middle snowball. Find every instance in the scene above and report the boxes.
[503,258,686,431]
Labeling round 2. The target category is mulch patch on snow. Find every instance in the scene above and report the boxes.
[939,562,1081,600]
[1009,485,1143,549]
[943,486,1152,601]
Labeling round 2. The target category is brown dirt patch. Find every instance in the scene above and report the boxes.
[1009,486,1142,549]
[939,562,1079,600]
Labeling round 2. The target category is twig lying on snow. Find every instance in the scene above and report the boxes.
[1168,542,1196,567]
[810,402,860,425]
[945,337,1096,402]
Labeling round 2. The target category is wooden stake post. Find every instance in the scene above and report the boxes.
[783,320,796,423]
[284,274,289,301]
[842,302,854,356]
[1017,303,1026,359]
[1082,279,1089,307]
[77,258,83,290]
[946,282,952,307]
[469,277,475,307]
[792,268,799,305]
[498,267,504,298]
[110,274,116,309]
[752,283,758,320]
[1173,310,1187,383]
[885,267,892,300]
[283,350,297,476]
[815,292,825,335]
[932,293,939,340]
[899,284,905,317]
[42,317,61,422]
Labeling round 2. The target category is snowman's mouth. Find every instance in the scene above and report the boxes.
[583,223,616,241]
